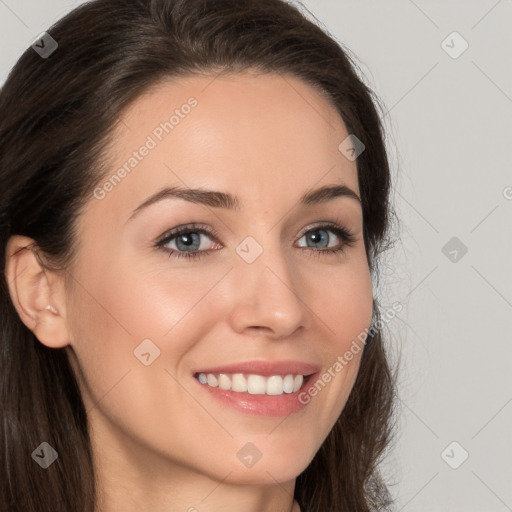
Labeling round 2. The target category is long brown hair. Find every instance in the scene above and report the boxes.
[0,0,398,510]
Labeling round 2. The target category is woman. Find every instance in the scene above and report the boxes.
[0,0,397,511]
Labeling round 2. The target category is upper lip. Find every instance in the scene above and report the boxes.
[193,360,320,377]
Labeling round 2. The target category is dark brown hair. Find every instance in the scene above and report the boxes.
[0,1,398,510]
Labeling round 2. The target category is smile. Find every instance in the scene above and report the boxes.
[195,372,306,395]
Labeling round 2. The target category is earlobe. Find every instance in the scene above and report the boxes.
[5,235,70,348]
[45,304,59,314]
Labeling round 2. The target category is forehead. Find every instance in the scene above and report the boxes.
[92,72,360,217]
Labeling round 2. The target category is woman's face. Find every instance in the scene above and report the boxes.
[64,71,373,487]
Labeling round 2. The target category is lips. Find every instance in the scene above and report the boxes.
[191,360,320,416]
[192,360,320,377]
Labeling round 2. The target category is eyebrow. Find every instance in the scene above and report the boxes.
[127,183,361,222]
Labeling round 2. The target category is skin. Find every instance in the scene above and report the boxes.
[6,71,373,512]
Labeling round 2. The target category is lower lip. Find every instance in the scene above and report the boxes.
[194,374,317,417]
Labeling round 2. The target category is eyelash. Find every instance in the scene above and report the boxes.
[155,220,357,261]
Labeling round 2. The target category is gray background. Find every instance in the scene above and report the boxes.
[1,1,511,510]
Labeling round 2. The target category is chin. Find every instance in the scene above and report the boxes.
[204,434,320,485]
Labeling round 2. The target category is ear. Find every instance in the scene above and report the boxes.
[5,235,70,348]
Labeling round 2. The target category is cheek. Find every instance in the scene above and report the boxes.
[64,254,223,415]
[300,256,373,422]
[68,252,214,350]
[313,255,374,347]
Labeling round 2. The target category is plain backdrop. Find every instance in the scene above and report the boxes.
[1,1,511,510]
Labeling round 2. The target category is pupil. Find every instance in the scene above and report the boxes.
[309,230,327,247]
[177,232,198,250]
[181,234,193,246]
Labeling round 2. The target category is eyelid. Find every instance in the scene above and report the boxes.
[156,219,354,242]
[155,218,357,260]
[155,222,221,247]
[293,219,352,240]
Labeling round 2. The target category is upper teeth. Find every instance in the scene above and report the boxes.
[197,373,304,395]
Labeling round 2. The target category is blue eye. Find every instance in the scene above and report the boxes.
[156,221,356,260]
[156,223,219,260]
[296,225,355,252]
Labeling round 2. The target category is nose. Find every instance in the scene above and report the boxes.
[227,240,310,339]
